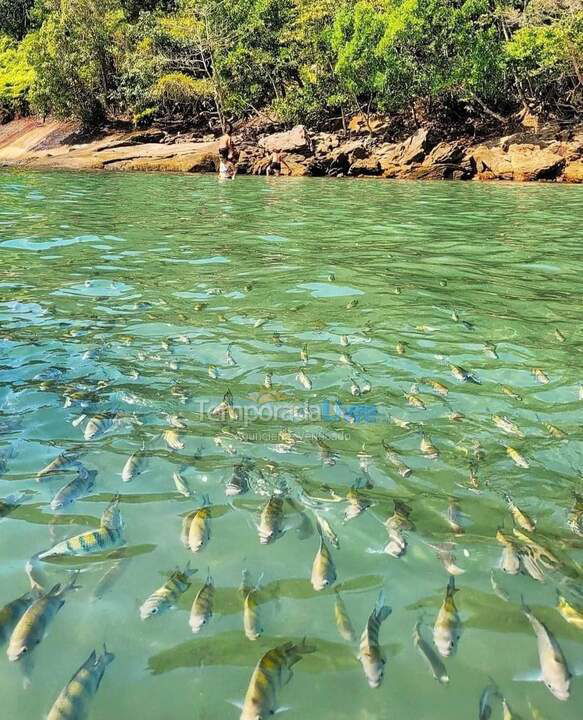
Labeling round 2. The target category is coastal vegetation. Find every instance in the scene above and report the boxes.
[0,0,581,130]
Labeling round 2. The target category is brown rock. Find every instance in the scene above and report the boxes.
[348,113,390,134]
[469,145,513,180]
[562,160,583,183]
[114,151,217,173]
[407,163,470,180]
[422,141,464,166]
[349,156,381,175]
[508,144,565,181]
[259,125,311,155]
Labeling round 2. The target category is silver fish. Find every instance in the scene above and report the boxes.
[190,572,214,633]
[50,465,96,510]
[121,451,148,483]
[359,590,391,688]
[413,620,449,683]
[433,576,461,657]
[173,471,194,498]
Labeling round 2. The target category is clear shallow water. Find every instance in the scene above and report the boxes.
[0,170,582,719]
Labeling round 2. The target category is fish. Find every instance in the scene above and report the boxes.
[263,371,273,389]
[46,645,115,720]
[25,554,48,594]
[0,592,34,645]
[257,495,285,545]
[350,379,361,397]
[504,493,535,532]
[405,392,426,410]
[501,697,522,720]
[187,495,212,552]
[544,422,566,439]
[449,364,480,384]
[483,341,498,359]
[478,682,501,720]
[518,546,545,582]
[519,597,571,701]
[346,298,358,309]
[241,571,264,641]
[428,543,466,576]
[396,341,407,355]
[311,526,337,591]
[121,451,148,483]
[208,365,219,380]
[433,576,461,657]
[556,594,583,631]
[300,344,309,363]
[428,380,448,397]
[50,466,97,511]
[173,471,194,498]
[501,385,522,401]
[190,572,214,633]
[91,559,130,601]
[315,437,337,466]
[382,441,411,477]
[37,450,81,481]
[167,415,187,429]
[314,512,339,550]
[211,389,237,419]
[358,590,391,688]
[420,435,439,459]
[7,573,79,662]
[39,497,125,559]
[446,497,464,535]
[492,415,524,438]
[490,570,510,602]
[532,368,550,385]
[297,368,312,390]
[225,345,237,366]
[554,328,566,343]
[390,416,411,429]
[344,487,370,522]
[340,335,349,347]
[84,413,115,441]
[506,446,529,469]
[140,564,196,620]
[254,318,268,328]
[226,459,251,497]
[413,620,449,684]
[384,500,413,558]
[334,589,356,642]
[567,493,583,537]
[0,492,25,519]
[239,640,315,720]
[496,530,521,575]
[163,429,184,450]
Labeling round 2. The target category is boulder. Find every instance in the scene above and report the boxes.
[110,150,217,173]
[469,145,513,180]
[406,163,471,181]
[398,128,430,165]
[259,125,311,155]
[562,160,583,183]
[374,129,431,176]
[507,144,565,181]
[348,113,390,134]
[422,141,464,166]
[348,156,381,176]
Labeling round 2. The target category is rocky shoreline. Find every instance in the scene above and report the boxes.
[0,116,581,183]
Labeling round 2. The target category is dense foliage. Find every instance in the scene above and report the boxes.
[0,0,581,128]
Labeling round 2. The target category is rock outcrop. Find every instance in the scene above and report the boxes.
[0,115,581,183]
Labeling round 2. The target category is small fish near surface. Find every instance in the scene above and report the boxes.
[504,493,535,532]
[359,590,391,688]
[39,496,125,560]
[7,572,80,663]
[226,458,252,497]
[0,492,26,519]
[449,364,480,384]
[46,645,114,720]
[140,563,196,620]
[311,525,337,591]
[37,449,82,482]
[478,681,501,720]
[433,576,461,658]
[334,589,356,643]
[496,530,521,575]
[413,620,449,684]
[0,591,35,646]
[173,471,194,498]
[185,495,212,553]
[241,571,264,641]
[567,492,583,537]
[50,465,97,511]
[556,593,583,631]
[384,500,414,558]
[517,597,572,701]
[238,639,315,720]
[257,495,286,545]
[190,571,215,633]
[83,413,116,441]
[506,446,529,469]
[121,451,148,483]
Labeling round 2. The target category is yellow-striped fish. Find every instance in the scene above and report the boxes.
[384,500,413,558]
[121,451,147,483]
[358,590,391,688]
[7,573,79,662]
[449,364,480,384]
[140,563,196,620]
[496,529,520,575]
[297,368,312,390]
[186,495,212,553]
[0,591,34,645]
[257,495,285,545]
[241,571,264,641]
[532,368,550,385]
[567,493,583,537]
[163,429,184,450]
[239,640,315,720]
[311,527,337,591]
[506,446,529,469]
[405,392,426,410]
[428,380,448,397]
[46,645,114,720]
[334,589,356,643]
[382,441,411,477]
[446,497,464,535]
[39,497,125,559]
[50,466,96,511]
[413,620,449,684]
[556,594,583,631]
[420,434,439,460]
[504,493,535,532]
[433,576,461,657]
[344,487,370,522]
[189,572,214,633]
[492,415,524,438]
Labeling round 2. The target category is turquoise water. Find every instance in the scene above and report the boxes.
[1,170,582,719]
